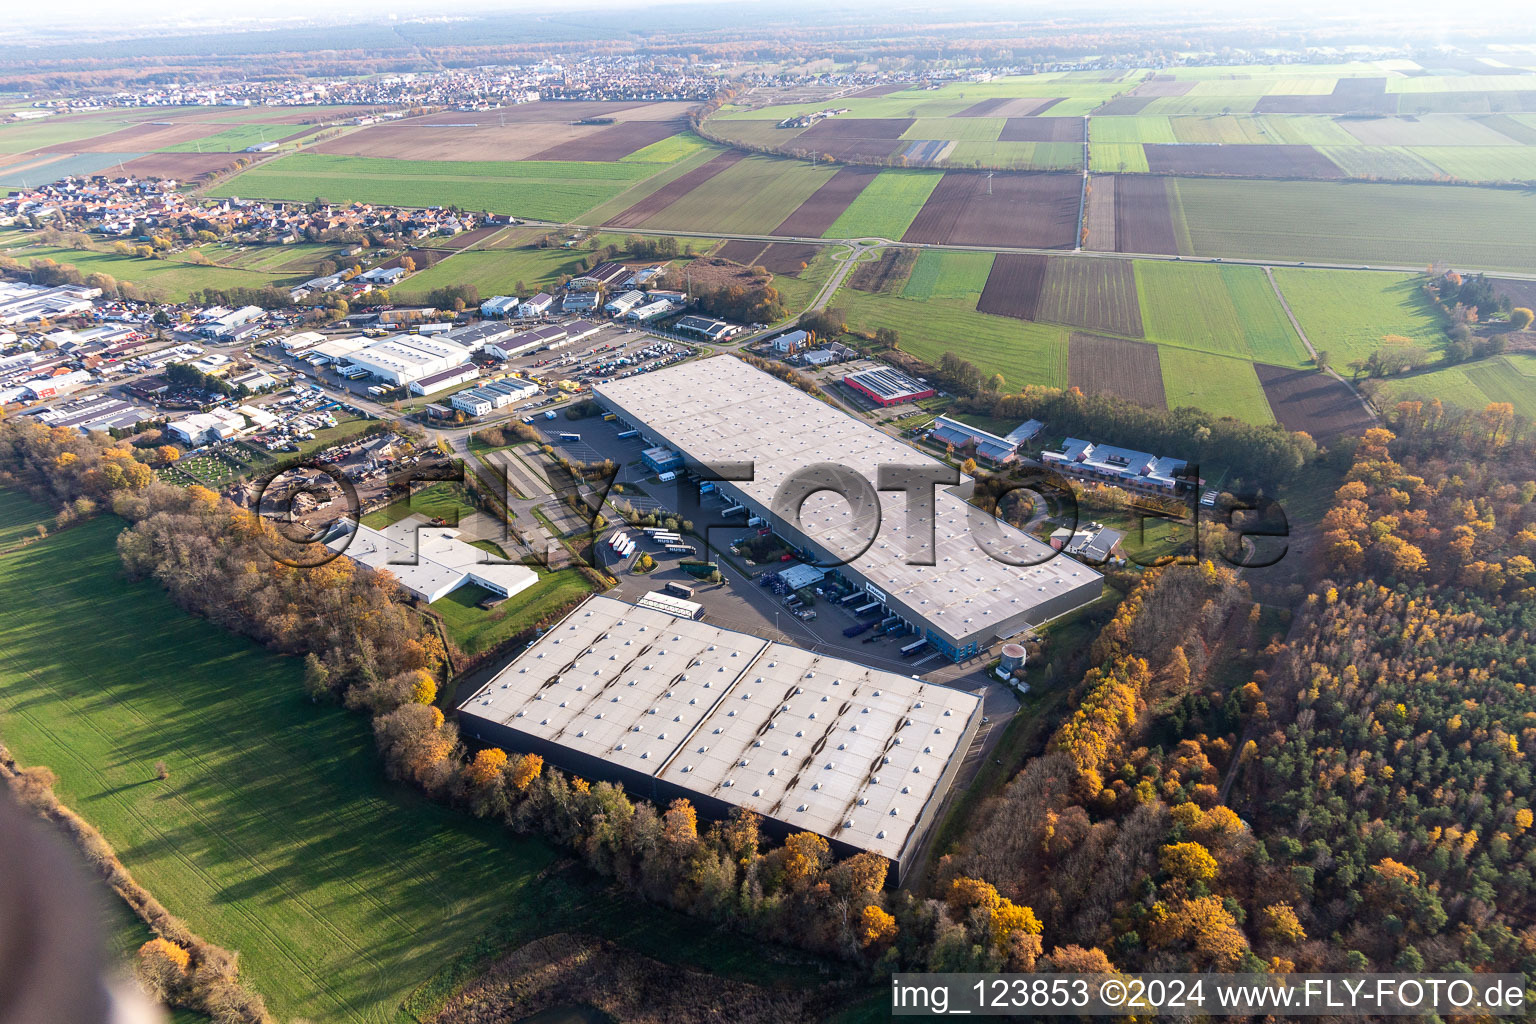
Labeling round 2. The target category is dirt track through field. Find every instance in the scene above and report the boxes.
[605,151,746,228]
[1069,333,1167,407]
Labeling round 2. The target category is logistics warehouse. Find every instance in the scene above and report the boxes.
[595,356,1103,661]
[458,595,982,882]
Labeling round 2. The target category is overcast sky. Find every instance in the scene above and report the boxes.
[10,0,1536,44]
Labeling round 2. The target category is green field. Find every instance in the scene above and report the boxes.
[1089,143,1149,173]
[361,480,478,529]
[1158,348,1276,424]
[821,169,943,239]
[395,234,718,302]
[1413,146,1536,183]
[837,288,1068,390]
[1135,262,1311,367]
[618,133,715,164]
[637,155,837,234]
[771,250,839,314]
[901,117,1004,141]
[1377,352,1536,417]
[584,143,729,224]
[947,140,1082,170]
[0,513,829,1022]
[1318,146,1443,180]
[1271,268,1445,368]
[431,567,596,656]
[0,488,52,549]
[210,153,667,222]
[1090,116,1177,144]
[902,250,995,300]
[1167,178,1536,271]
[161,125,299,152]
[0,242,297,301]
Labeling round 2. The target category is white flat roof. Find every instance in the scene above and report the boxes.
[595,357,1100,645]
[326,519,537,603]
[461,596,980,862]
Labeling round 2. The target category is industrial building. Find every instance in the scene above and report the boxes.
[605,289,645,316]
[480,295,521,318]
[674,315,740,342]
[457,595,982,881]
[518,293,554,317]
[843,366,936,407]
[324,519,538,604]
[409,364,480,397]
[1041,437,1193,495]
[343,335,471,386]
[927,416,1042,467]
[167,407,246,446]
[596,357,1103,661]
[450,377,538,416]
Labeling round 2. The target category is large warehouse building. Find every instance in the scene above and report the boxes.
[343,335,472,386]
[595,357,1103,661]
[458,595,982,881]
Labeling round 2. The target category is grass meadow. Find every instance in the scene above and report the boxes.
[0,511,838,1022]
[1272,268,1446,368]
[1158,347,1276,424]
[1136,262,1311,367]
[210,153,665,222]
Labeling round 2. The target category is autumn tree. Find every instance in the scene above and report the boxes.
[136,938,191,1003]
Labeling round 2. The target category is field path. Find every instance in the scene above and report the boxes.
[1264,266,1378,425]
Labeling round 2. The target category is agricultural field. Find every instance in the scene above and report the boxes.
[1136,262,1311,367]
[836,287,1069,390]
[634,155,838,235]
[821,169,943,239]
[1068,334,1167,408]
[210,153,668,222]
[581,144,732,225]
[1412,146,1536,182]
[0,515,840,1023]
[1104,175,1179,255]
[1089,143,1150,173]
[1376,352,1536,417]
[902,249,996,300]
[1166,178,1536,271]
[1158,348,1275,424]
[0,487,52,550]
[0,241,299,301]
[771,165,880,236]
[901,171,1079,247]
[1035,257,1144,337]
[1255,364,1377,439]
[1271,268,1445,368]
[159,124,305,152]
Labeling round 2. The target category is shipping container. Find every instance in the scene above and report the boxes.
[854,600,881,616]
